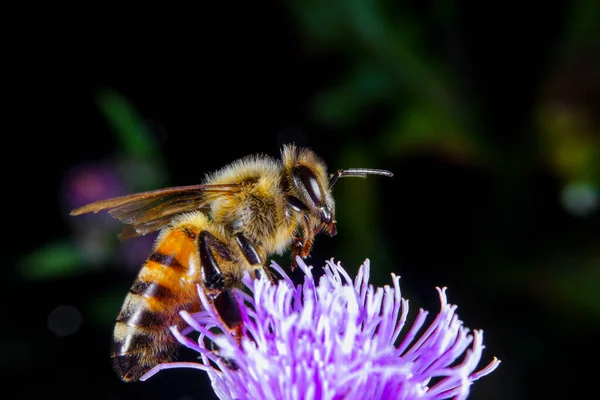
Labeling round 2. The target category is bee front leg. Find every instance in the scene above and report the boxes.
[290,237,304,270]
[290,214,315,270]
[198,231,243,343]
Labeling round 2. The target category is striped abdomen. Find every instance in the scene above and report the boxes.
[111,227,201,382]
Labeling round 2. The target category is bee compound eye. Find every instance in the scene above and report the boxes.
[296,165,323,207]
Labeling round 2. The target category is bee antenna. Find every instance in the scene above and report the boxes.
[328,168,394,188]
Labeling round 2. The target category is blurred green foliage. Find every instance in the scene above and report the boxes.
[98,89,168,191]
[293,0,488,162]
[97,89,160,160]
[21,241,88,280]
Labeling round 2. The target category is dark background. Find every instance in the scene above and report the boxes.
[7,1,599,399]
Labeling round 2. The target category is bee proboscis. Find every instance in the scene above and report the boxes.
[71,144,393,382]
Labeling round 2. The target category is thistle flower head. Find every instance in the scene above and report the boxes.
[142,258,500,399]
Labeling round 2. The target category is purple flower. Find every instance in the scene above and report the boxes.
[142,258,500,399]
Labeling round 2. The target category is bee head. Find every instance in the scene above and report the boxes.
[281,145,337,237]
[281,144,392,237]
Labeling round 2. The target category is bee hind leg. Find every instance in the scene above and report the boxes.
[198,231,243,343]
[198,231,276,369]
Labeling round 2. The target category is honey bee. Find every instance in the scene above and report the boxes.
[71,144,392,382]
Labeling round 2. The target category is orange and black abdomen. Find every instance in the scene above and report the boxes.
[111,227,201,382]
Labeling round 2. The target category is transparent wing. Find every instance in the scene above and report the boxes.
[70,183,240,238]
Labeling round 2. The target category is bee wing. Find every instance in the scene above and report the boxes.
[70,183,240,238]
[116,216,184,239]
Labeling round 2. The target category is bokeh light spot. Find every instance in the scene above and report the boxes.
[561,182,598,217]
[48,305,83,337]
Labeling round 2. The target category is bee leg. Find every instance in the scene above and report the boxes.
[198,231,243,343]
[290,237,303,270]
[234,232,262,266]
[235,232,275,283]
[300,213,315,257]
[290,214,315,270]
